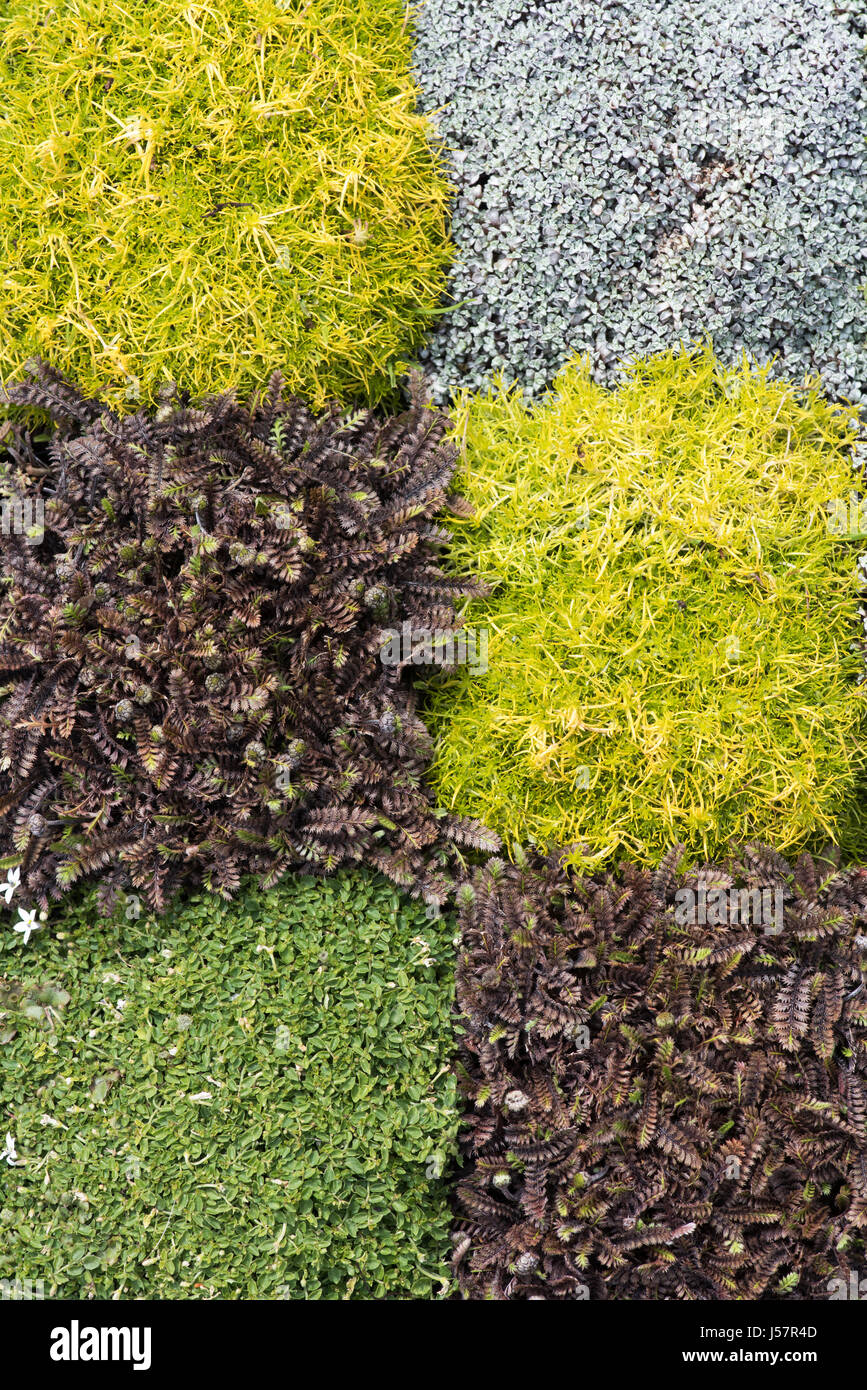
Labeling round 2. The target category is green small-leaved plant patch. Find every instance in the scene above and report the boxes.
[423,346,867,865]
[0,0,452,409]
[0,870,457,1299]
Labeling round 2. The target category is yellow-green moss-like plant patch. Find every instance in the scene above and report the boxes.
[424,347,867,865]
[0,0,452,409]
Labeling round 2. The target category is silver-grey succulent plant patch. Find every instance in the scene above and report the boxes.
[413,0,867,403]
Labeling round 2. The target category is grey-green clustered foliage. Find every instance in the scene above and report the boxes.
[413,0,867,402]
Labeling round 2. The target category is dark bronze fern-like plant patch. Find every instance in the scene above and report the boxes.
[453,844,867,1299]
[0,360,496,911]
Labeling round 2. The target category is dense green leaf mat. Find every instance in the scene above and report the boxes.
[0,870,457,1298]
[0,0,452,410]
[424,347,867,866]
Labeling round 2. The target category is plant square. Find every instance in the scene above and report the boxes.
[424,347,867,864]
[0,0,452,409]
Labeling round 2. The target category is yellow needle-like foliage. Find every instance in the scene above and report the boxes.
[0,0,452,409]
[424,347,867,866]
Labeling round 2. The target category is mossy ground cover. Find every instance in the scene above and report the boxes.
[424,347,867,866]
[0,0,452,410]
[0,869,457,1298]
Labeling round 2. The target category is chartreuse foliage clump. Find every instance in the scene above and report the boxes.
[0,869,457,1298]
[0,0,451,409]
[424,348,867,865]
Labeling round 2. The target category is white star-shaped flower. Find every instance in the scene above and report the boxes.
[1,1133,19,1166]
[13,907,40,945]
[0,867,20,905]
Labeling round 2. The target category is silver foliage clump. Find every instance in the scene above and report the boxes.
[413,0,867,402]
